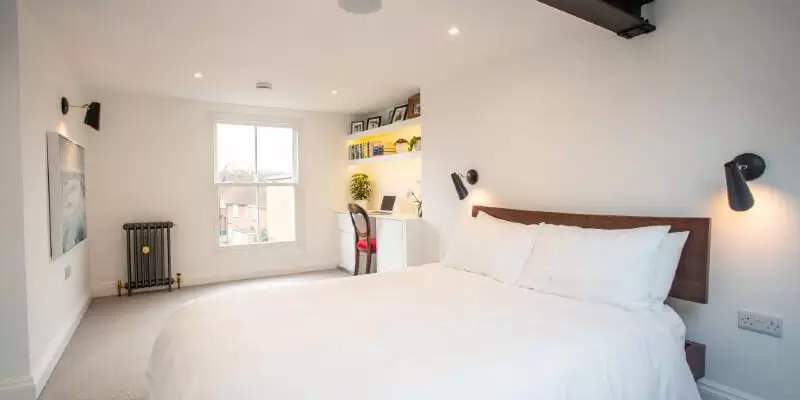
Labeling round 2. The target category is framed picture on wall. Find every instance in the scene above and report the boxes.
[366,116,382,130]
[351,121,365,134]
[407,93,421,119]
[47,132,87,259]
[391,105,408,123]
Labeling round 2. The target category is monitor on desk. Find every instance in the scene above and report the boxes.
[371,196,396,214]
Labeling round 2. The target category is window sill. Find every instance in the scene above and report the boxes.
[217,240,297,250]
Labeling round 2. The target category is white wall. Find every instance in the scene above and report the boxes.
[0,2,91,398]
[16,2,93,396]
[0,0,34,398]
[86,90,351,296]
[422,1,799,399]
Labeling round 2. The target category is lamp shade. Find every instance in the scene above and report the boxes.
[451,173,469,200]
[84,102,101,131]
[725,160,754,211]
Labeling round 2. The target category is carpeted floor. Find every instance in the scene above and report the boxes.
[39,269,350,400]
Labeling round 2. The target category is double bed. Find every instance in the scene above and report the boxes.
[147,206,710,400]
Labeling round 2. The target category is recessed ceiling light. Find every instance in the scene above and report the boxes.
[448,26,460,36]
[193,72,203,78]
[338,0,382,15]
[331,90,339,95]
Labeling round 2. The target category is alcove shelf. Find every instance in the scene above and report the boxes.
[348,151,422,166]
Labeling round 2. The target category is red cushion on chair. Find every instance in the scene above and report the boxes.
[357,238,377,252]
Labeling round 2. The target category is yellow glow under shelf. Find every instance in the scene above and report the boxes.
[348,151,422,165]
[346,117,422,144]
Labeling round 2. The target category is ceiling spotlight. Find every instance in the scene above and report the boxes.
[193,72,203,78]
[255,81,273,90]
[331,90,339,95]
[338,0,382,14]
[448,26,461,36]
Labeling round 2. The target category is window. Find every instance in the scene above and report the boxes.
[215,120,297,246]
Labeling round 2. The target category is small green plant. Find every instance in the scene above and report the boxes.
[407,190,422,217]
[409,136,421,151]
[350,173,372,201]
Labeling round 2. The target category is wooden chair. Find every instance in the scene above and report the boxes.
[347,203,376,276]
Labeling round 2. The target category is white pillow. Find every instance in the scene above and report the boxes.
[650,231,690,304]
[517,223,670,309]
[476,211,522,227]
[442,212,537,284]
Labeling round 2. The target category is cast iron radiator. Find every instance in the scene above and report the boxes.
[119,222,180,296]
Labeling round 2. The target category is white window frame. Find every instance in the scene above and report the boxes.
[213,115,300,248]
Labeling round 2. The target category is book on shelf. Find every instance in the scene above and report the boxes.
[350,140,408,160]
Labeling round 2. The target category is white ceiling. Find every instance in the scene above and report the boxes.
[29,0,586,113]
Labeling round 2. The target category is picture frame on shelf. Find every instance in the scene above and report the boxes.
[351,121,365,134]
[391,105,408,123]
[407,93,421,119]
[366,116,382,130]
[384,108,395,124]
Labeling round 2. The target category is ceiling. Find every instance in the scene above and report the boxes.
[30,0,586,113]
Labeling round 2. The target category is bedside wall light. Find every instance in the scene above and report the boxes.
[451,169,479,200]
[61,97,101,131]
[725,153,766,211]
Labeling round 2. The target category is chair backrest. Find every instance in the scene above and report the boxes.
[347,203,370,240]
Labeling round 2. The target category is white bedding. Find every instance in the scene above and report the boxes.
[147,265,701,400]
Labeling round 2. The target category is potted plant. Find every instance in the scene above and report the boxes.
[395,138,409,153]
[350,173,372,209]
[409,136,422,152]
[407,190,422,217]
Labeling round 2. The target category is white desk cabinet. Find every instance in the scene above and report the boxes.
[375,218,405,272]
[336,212,432,274]
[338,231,356,272]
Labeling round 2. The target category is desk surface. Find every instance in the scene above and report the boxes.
[337,211,421,221]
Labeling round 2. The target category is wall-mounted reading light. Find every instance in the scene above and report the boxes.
[451,169,479,200]
[725,153,766,211]
[61,97,101,131]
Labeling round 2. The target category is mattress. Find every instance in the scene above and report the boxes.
[147,265,701,400]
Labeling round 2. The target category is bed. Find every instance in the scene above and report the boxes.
[147,206,710,400]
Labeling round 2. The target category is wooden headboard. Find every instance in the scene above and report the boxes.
[472,205,711,304]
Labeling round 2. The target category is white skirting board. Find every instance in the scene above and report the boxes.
[699,379,764,400]
[0,376,35,400]
[91,264,339,297]
[30,296,91,398]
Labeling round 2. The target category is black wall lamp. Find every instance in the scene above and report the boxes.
[725,153,766,211]
[61,97,101,131]
[451,169,479,200]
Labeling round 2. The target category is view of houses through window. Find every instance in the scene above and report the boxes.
[215,121,297,246]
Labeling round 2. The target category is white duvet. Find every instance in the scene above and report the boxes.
[147,265,701,400]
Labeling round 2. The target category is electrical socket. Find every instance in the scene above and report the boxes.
[64,265,71,280]
[738,310,783,338]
